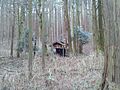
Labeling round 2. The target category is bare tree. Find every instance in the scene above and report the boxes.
[63,0,72,55]
[10,0,15,58]
[92,0,99,52]
[28,0,33,80]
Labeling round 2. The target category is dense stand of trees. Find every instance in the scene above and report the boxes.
[0,0,92,72]
[102,0,120,90]
[0,0,92,56]
[92,0,120,90]
[0,0,120,89]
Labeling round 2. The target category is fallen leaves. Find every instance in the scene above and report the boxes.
[0,52,104,90]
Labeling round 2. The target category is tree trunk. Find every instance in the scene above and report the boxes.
[64,0,72,55]
[17,1,25,58]
[76,0,83,54]
[1,1,5,43]
[38,0,46,71]
[10,0,15,58]
[92,0,99,53]
[17,4,20,58]
[28,0,33,80]
[98,0,104,51]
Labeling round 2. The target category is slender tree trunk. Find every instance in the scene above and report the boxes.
[1,1,5,43]
[76,0,83,54]
[64,0,72,55]
[92,0,99,52]
[17,1,25,57]
[55,7,57,41]
[17,4,20,58]
[72,0,77,55]
[8,2,12,45]
[98,0,104,51]
[10,0,15,58]
[28,0,33,80]
[38,0,46,71]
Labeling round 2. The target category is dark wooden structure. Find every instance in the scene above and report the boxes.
[53,42,66,56]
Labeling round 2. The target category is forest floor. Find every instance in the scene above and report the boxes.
[0,40,104,90]
[0,52,104,90]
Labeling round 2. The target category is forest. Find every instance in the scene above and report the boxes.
[0,0,120,90]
